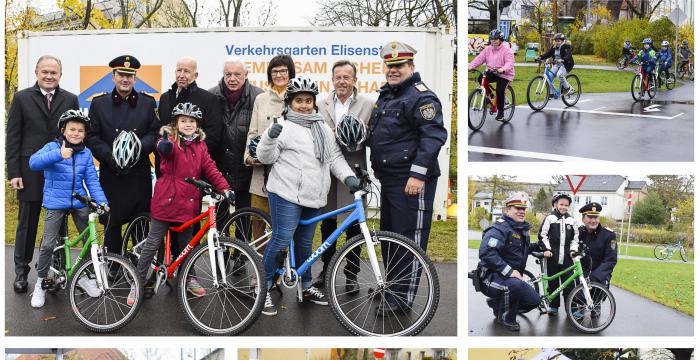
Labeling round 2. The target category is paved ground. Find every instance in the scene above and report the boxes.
[514,63,628,71]
[467,249,694,336]
[5,245,456,336]
[468,81,694,162]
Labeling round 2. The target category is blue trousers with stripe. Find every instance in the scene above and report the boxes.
[379,177,437,308]
[482,273,540,323]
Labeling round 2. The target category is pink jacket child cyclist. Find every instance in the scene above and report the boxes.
[468,29,515,121]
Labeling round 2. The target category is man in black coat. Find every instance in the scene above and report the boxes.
[6,55,79,293]
[85,55,159,255]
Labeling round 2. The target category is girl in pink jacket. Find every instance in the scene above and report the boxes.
[468,29,515,121]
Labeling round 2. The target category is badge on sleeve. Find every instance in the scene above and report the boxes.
[487,237,500,248]
[610,240,616,251]
[419,103,436,121]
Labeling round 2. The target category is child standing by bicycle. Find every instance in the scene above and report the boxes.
[28,110,109,308]
[536,33,575,98]
[256,76,362,316]
[537,193,579,315]
[130,102,233,305]
[467,29,515,121]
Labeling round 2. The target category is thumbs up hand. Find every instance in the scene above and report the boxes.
[60,140,73,159]
[268,117,283,139]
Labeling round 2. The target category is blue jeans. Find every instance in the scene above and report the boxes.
[264,192,321,290]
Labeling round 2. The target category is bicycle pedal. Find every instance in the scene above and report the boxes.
[41,278,55,290]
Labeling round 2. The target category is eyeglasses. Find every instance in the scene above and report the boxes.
[271,69,289,76]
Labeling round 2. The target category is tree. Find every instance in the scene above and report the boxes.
[477,175,521,215]
[558,348,632,360]
[313,0,455,31]
[675,197,693,225]
[631,192,668,225]
[468,177,478,210]
[468,0,513,30]
[647,175,694,211]
[5,1,44,108]
[623,0,664,19]
[533,187,550,214]
[59,0,165,29]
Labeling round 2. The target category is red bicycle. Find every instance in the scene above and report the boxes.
[631,62,658,101]
[123,178,265,335]
[468,68,515,131]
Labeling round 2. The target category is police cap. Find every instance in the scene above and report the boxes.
[579,202,602,216]
[109,55,141,74]
[380,41,417,65]
[504,192,529,209]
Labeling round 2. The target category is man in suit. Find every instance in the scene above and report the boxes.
[312,60,374,292]
[6,55,79,293]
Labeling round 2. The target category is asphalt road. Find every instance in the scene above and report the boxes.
[5,245,456,336]
[468,81,694,162]
[467,249,694,336]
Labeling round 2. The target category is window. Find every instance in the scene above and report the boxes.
[601,196,608,205]
[483,201,489,206]
[574,196,580,204]
[585,196,592,204]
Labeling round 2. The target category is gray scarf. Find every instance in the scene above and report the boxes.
[284,109,332,163]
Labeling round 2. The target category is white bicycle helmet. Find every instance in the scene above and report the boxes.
[112,130,142,169]
[248,135,261,160]
[57,109,91,131]
[171,102,203,122]
[661,40,670,47]
[335,113,367,152]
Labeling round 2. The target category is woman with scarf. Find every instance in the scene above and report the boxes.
[256,76,362,316]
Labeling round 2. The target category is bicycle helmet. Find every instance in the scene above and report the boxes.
[112,130,142,169]
[642,38,653,45]
[625,39,631,43]
[488,29,504,41]
[248,135,261,160]
[284,76,320,103]
[551,192,573,206]
[553,33,566,41]
[57,109,91,131]
[171,102,203,123]
[682,40,689,46]
[661,40,669,47]
[335,113,367,152]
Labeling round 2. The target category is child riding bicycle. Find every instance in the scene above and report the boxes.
[536,33,575,98]
[679,40,694,75]
[622,39,636,63]
[630,38,658,81]
[658,40,673,82]
[130,102,233,305]
[467,29,515,121]
[29,109,109,308]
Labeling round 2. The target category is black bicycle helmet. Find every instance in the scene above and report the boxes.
[553,33,566,41]
[682,40,689,46]
[489,29,504,41]
[248,135,261,160]
[57,109,91,131]
[551,192,573,206]
[171,102,203,123]
[284,76,320,103]
[335,113,367,152]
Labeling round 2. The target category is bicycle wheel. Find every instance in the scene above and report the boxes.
[177,236,264,335]
[680,247,688,262]
[326,230,439,336]
[565,281,616,334]
[526,75,549,111]
[648,76,657,98]
[121,212,161,284]
[561,74,581,107]
[654,244,669,260]
[501,85,516,122]
[631,74,644,101]
[467,88,487,131]
[666,73,676,90]
[520,269,541,313]
[221,207,272,257]
[689,64,694,81]
[68,253,143,332]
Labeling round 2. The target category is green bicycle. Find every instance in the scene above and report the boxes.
[43,193,144,332]
[521,248,616,334]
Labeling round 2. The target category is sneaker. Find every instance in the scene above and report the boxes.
[572,310,585,320]
[564,87,575,96]
[31,281,46,308]
[262,291,277,316]
[127,284,137,306]
[495,113,505,122]
[186,277,206,297]
[302,286,328,305]
[547,306,558,315]
[78,275,102,298]
[497,318,521,331]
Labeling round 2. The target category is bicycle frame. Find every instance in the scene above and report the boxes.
[535,256,593,305]
[470,70,498,113]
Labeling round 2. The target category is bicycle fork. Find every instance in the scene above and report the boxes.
[359,222,385,286]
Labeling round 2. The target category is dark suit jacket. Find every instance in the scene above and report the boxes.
[6,83,79,201]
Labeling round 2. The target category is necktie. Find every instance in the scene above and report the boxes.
[45,93,52,111]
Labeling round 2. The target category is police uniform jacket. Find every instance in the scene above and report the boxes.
[537,210,579,265]
[478,215,541,278]
[578,224,618,284]
[6,84,79,202]
[368,72,447,183]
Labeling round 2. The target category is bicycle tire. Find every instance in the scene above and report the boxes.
[565,281,616,334]
[220,207,272,257]
[520,269,540,313]
[177,236,265,335]
[326,230,439,336]
[680,247,688,262]
[122,212,162,285]
[68,253,144,332]
[648,76,657,98]
[527,75,549,111]
[47,247,66,295]
[666,73,676,90]
[501,86,516,122]
[654,244,669,260]
[561,74,581,107]
[467,88,487,131]
[631,74,644,101]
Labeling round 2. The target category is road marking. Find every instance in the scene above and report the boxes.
[515,105,684,120]
[591,106,606,111]
[644,104,662,112]
[468,146,612,162]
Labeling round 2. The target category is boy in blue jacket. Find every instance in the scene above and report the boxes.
[28,110,108,308]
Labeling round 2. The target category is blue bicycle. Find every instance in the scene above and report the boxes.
[527,58,581,111]
[272,168,440,336]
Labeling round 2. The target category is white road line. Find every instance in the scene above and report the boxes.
[514,105,684,120]
[468,146,612,162]
[590,106,606,111]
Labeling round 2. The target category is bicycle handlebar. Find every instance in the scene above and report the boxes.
[352,165,373,192]
[184,177,235,205]
[72,193,109,215]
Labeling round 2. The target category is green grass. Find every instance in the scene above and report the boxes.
[612,258,694,315]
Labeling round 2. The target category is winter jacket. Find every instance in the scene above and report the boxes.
[209,79,264,194]
[244,89,286,197]
[537,210,579,265]
[478,215,541,277]
[658,47,673,65]
[29,139,108,210]
[150,126,230,223]
[631,48,657,65]
[256,112,355,209]
[539,43,575,72]
[679,46,694,61]
[468,44,516,81]
[578,224,618,285]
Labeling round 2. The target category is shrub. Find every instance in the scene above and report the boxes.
[631,192,668,225]
[525,211,541,234]
[590,18,675,61]
[468,206,491,230]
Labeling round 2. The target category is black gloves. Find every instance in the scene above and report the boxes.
[344,176,362,192]
[268,122,283,139]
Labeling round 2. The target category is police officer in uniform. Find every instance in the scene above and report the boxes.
[572,202,618,287]
[85,55,159,254]
[368,41,447,315]
[478,193,546,331]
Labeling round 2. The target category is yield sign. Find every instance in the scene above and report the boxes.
[374,349,386,359]
[565,175,587,195]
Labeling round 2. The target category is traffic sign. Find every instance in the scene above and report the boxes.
[374,349,386,359]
